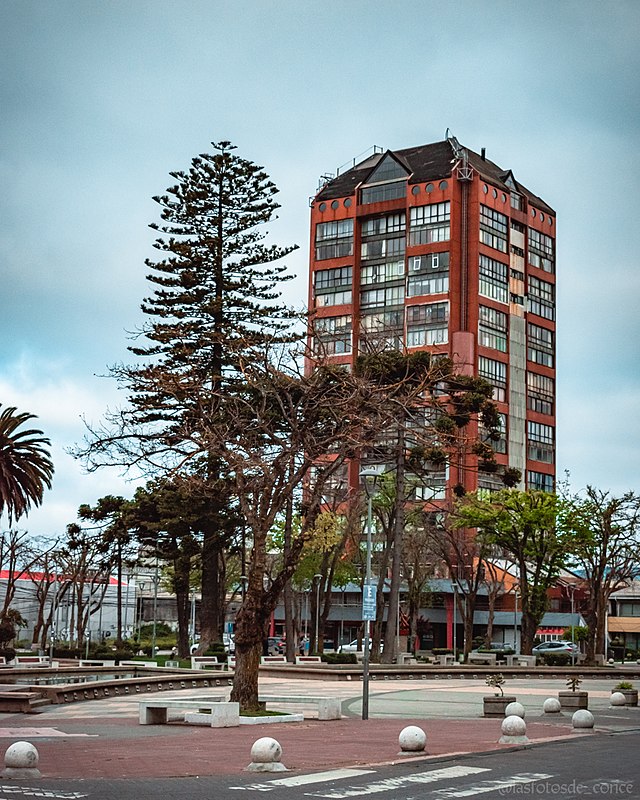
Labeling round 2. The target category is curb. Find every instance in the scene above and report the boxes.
[330,729,597,775]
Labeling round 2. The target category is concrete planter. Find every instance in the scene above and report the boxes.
[483,695,517,718]
[558,691,588,711]
[612,689,638,707]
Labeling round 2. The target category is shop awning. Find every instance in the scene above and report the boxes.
[608,617,640,633]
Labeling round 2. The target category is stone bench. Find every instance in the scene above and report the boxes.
[13,656,51,667]
[258,694,341,720]
[436,654,456,666]
[139,697,236,726]
[190,656,225,670]
[119,660,158,668]
[260,655,288,665]
[0,692,46,713]
[468,653,497,666]
[78,659,116,668]
[397,653,417,665]
[505,654,537,667]
[295,655,322,665]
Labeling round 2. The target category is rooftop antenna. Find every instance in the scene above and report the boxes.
[446,129,473,182]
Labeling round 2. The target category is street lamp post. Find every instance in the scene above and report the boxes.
[513,588,519,652]
[314,574,323,653]
[568,583,576,665]
[452,584,457,656]
[151,546,159,659]
[360,465,383,721]
[190,591,197,646]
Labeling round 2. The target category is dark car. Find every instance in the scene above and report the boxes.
[266,636,285,656]
[473,642,516,655]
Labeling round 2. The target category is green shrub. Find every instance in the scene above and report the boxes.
[0,648,16,662]
[204,642,228,663]
[432,648,453,655]
[477,647,515,656]
[138,623,174,638]
[93,643,134,659]
[322,653,357,665]
[542,652,571,666]
[615,680,634,691]
[53,647,83,659]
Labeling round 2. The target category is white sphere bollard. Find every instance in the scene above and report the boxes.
[504,701,525,718]
[572,709,595,731]
[543,697,562,714]
[499,714,528,744]
[611,691,627,707]
[3,742,41,779]
[246,737,288,772]
[398,725,427,755]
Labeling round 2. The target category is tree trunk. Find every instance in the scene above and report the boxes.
[230,575,269,711]
[173,552,192,658]
[382,435,405,664]
[463,598,474,660]
[486,590,497,646]
[520,608,538,654]
[283,472,296,662]
[371,571,386,663]
[198,532,222,651]
[230,640,262,712]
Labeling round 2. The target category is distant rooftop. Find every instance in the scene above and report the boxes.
[315,138,554,215]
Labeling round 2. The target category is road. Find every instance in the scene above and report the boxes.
[6,729,639,800]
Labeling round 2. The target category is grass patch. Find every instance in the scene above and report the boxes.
[241,709,291,717]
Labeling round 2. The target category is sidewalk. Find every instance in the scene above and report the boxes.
[0,675,633,779]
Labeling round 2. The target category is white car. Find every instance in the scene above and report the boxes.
[337,639,383,653]
[190,634,235,655]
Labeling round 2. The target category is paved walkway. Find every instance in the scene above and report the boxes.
[0,675,637,779]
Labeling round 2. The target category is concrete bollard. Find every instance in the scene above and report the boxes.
[3,742,41,779]
[572,709,595,732]
[611,692,627,707]
[504,701,525,718]
[246,737,288,772]
[543,697,562,714]
[398,725,427,755]
[499,715,528,744]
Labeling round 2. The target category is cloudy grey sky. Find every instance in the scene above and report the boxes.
[1,0,638,536]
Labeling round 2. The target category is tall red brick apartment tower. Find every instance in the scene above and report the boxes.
[308,134,556,496]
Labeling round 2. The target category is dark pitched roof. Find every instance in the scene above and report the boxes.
[315,139,554,215]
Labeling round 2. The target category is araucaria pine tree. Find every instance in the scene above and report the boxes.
[80,141,298,649]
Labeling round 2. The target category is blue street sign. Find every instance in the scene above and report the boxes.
[362,584,377,621]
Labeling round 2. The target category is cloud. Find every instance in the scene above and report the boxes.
[0,355,135,535]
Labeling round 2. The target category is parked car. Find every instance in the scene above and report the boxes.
[472,642,515,655]
[189,634,235,655]
[532,640,578,655]
[267,636,286,656]
[337,639,383,653]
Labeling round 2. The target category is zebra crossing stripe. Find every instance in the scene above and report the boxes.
[228,769,374,792]
[430,772,554,797]
[0,788,88,798]
[270,770,376,787]
[303,766,491,798]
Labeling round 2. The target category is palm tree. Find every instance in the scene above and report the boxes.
[0,405,54,523]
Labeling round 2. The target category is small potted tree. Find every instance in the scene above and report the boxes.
[559,675,588,710]
[612,681,638,707]
[483,674,517,717]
